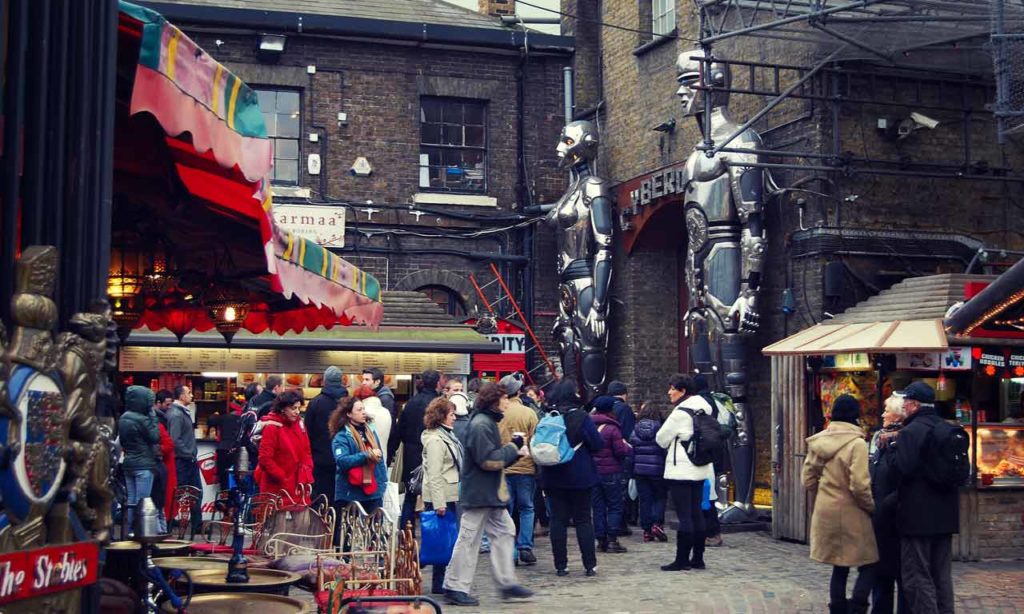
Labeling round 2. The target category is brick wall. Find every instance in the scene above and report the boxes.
[176,26,569,332]
[563,0,1024,496]
[971,490,1024,560]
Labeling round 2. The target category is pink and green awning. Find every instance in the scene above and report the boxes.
[118,1,382,331]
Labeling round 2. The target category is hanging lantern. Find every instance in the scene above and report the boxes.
[206,295,250,344]
[108,246,147,341]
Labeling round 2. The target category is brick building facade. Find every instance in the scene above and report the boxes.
[558,0,1024,500]
[142,0,572,343]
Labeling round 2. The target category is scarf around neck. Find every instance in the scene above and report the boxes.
[347,422,381,488]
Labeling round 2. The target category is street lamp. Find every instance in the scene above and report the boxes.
[256,33,286,63]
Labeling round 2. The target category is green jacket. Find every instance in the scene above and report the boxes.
[460,407,520,509]
[119,386,160,472]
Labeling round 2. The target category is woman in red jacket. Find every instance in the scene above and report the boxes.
[255,391,314,504]
[157,421,177,533]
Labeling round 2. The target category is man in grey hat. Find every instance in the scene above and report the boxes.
[497,373,540,565]
[306,366,349,502]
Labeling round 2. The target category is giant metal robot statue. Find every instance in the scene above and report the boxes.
[538,121,614,399]
[677,48,767,523]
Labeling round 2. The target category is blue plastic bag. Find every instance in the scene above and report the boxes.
[419,509,459,566]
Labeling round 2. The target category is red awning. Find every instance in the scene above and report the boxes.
[115,2,383,336]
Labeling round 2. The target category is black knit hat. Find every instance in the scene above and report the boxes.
[830,394,861,425]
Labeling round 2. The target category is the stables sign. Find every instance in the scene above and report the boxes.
[273,204,347,247]
[616,162,689,253]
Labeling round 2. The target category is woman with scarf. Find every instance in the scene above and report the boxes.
[870,394,909,614]
[421,396,464,594]
[329,396,389,545]
[254,391,314,503]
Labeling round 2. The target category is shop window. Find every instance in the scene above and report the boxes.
[419,97,487,193]
[652,0,676,38]
[418,285,467,317]
[255,88,301,185]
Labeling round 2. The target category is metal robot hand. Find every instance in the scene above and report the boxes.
[584,306,606,340]
[728,293,760,333]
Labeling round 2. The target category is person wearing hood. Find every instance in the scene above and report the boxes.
[119,386,161,532]
[255,391,314,503]
[450,391,471,445]
[306,366,349,503]
[361,368,397,423]
[354,385,392,464]
[630,401,668,543]
[590,395,632,553]
[656,374,716,572]
[802,394,878,614]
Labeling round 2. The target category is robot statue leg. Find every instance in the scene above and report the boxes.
[554,283,582,383]
[576,283,607,399]
[718,332,757,524]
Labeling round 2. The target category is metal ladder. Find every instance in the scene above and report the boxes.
[468,262,559,385]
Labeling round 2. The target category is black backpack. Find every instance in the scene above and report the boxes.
[680,406,724,467]
[922,420,971,490]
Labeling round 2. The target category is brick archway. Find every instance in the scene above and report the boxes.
[393,269,481,313]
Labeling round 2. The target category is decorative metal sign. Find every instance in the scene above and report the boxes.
[0,541,99,605]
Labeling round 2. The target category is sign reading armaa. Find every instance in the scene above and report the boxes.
[629,163,689,209]
[273,204,346,247]
[0,542,99,605]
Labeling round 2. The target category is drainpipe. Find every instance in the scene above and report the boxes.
[563,66,573,125]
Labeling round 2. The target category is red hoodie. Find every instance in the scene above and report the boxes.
[254,413,314,503]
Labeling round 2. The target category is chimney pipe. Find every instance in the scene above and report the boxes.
[479,0,516,17]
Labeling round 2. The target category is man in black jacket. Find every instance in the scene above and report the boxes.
[890,382,957,614]
[391,369,441,532]
[305,366,348,503]
[251,375,282,418]
[443,383,533,607]
[362,367,397,423]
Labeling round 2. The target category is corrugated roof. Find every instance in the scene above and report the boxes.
[762,319,949,356]
[154,0,505,29]
[829,274,996,325]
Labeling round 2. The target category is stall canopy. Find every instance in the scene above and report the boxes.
[763,273,998,356]
[114,1,383,337]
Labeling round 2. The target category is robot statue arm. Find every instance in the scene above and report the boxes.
[586,186,614,338]
[728,153,766,334]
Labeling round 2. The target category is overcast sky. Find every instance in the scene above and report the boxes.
[443,0,561,35]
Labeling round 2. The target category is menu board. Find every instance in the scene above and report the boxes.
[120,346,471,375]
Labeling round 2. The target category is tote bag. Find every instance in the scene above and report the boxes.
[419,509,459,566]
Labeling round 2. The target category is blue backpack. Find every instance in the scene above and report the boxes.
[530,410,583,466]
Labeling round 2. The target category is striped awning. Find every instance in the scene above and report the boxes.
[762,319,949,356]
[118,1,382,330]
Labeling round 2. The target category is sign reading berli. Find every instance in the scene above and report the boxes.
[0,541,99,604]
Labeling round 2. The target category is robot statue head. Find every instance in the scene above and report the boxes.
[676,48,732,117]
[556,120,599,168]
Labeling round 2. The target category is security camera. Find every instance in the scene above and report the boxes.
[910,112,940,130]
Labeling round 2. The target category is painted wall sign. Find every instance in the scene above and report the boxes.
[273,203,346,247]
[0,541,99,605]
[896,347,972,371]
[615,162,691,253]
[486,333,527,355]
[628,163,689,209]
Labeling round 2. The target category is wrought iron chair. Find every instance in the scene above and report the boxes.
[260,492,336,558]
[189,490,281,556]
[169,485,201,540]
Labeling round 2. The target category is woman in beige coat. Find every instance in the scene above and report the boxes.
[421,397,464,595]
[802,394,878,614]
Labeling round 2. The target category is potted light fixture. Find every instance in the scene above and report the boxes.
[206,291,250,344]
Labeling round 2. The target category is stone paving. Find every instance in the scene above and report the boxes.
[303,530,1024,613]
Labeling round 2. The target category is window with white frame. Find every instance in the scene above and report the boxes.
[652,0,675,37]
[255,88,301,185]
[419,97,487,193]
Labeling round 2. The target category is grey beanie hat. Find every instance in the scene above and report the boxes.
[498,373,524,397]
[324,365,343,387]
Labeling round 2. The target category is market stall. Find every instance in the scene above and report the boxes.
[764,271,1024,560]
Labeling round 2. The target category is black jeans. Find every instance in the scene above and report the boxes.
[215,449,237,489]
[668,480,705,534]
[546,487,597,572]
[901,535,954,614]
[830,564,875,606]
[312,464,335,505]
[703,504,721,538]
[174,458,203,534]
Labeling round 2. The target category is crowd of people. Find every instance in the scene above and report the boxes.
[802,382,960,614]
[117,367,741,608]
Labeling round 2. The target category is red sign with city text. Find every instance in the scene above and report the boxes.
[0,541,99,604]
